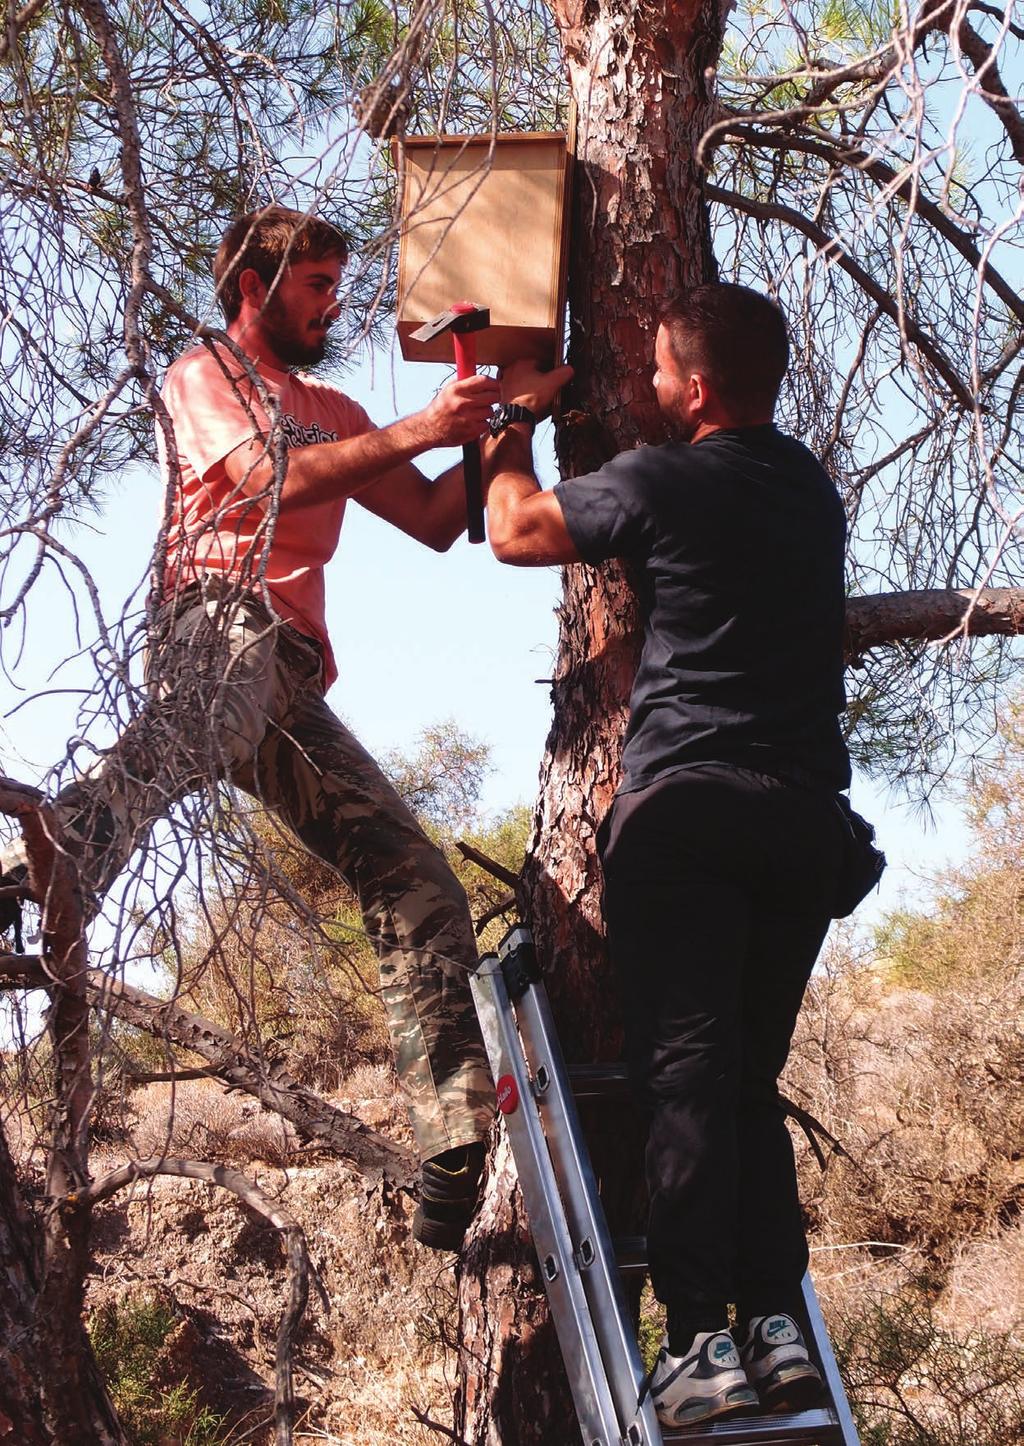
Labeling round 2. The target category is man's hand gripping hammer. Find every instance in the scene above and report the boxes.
[411,302,490,544]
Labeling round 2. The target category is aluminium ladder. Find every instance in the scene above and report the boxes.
[470,924,861,1446]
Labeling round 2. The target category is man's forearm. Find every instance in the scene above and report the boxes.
[483,426,579,565]
[225,372,498,512]
[258,413,438,510]
[482,426,542,535]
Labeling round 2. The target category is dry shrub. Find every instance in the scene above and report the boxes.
[87,1073,456,1444]
[1,1094,43,1168]
[130,1079,298,1167]
[940,1219,1024,1341]
[830,1271,1024,1445]
[163,894,393,1094]
[786,932,1024,1269]
[784,844,1024,1438]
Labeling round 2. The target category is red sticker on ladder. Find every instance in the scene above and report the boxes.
[496,1074,519,1114]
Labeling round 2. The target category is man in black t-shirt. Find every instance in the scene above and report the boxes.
[484,285,849,1429]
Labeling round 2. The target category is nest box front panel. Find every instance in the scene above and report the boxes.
[396,135,570,368]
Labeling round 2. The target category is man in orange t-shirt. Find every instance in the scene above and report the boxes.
[3,207,499,1248]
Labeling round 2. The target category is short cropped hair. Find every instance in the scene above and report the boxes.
[661,284,789,418]
[213,206,349,322]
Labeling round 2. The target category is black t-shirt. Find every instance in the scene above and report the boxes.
[554,424,851,794]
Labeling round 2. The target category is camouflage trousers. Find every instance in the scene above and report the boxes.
[17,583,494,1161]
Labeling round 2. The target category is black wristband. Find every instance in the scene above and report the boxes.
[489,403,537,438]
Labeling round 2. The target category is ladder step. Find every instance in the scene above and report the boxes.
[660,1408,842,1443]
[567,1062,632,1100]
[473,930,860,1446]
[614,1233,649,1276]
[614,1238,848,1443]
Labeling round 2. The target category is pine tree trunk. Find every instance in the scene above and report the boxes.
[0,1125,49,1444]
[455,3,722,1439]
[0,1125,126,1443]
[0,784,127,1444]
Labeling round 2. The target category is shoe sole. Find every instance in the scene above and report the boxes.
[758,1364,825,1414]
[411,1205,468,1251]
[656,1387,759,1428]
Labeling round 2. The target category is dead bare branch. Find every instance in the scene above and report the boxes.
[705,183,976,408]
[0,950,417,1187]
[712,125,1024,329]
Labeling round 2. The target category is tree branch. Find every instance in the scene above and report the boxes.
[455,841,522,892]
[713,125,1024,327]
[472,894,518,937]
[948,12,1024,162]
[778,1093,859,1171]
[705,183,975,408]
[968,2,1024,42]
[0,0,49,62]
[0,952,416,1189]
[845,586,1024,656]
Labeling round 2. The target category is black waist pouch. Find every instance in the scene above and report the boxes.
[832,795,886,918]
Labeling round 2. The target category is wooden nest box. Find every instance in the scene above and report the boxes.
[394,132,572,368]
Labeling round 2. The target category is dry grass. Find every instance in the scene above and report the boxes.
[129,1079,299,1168]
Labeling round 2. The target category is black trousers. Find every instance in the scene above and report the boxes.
[598,762,844,1324]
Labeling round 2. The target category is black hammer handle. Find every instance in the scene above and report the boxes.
[463,440,485,544]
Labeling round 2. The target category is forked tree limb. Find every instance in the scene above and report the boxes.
[80,1156,310,1446]
[0,952,416,1190]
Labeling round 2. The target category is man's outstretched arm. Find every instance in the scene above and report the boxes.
[223,373,500,544]
[484,361,580,567]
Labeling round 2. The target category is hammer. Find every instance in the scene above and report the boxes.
[411,302,491,544]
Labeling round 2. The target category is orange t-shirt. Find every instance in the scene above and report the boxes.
[157,344,375,689]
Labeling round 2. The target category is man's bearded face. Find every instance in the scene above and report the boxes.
[262,285,330,367]
[259,256,344,368]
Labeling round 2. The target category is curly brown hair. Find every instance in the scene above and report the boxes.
[213,206,348,322]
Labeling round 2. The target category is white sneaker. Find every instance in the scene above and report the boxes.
[648,1329,759,1426]
[736,1313,823,1411]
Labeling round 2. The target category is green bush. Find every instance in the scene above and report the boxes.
[88,1293,229,1445]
